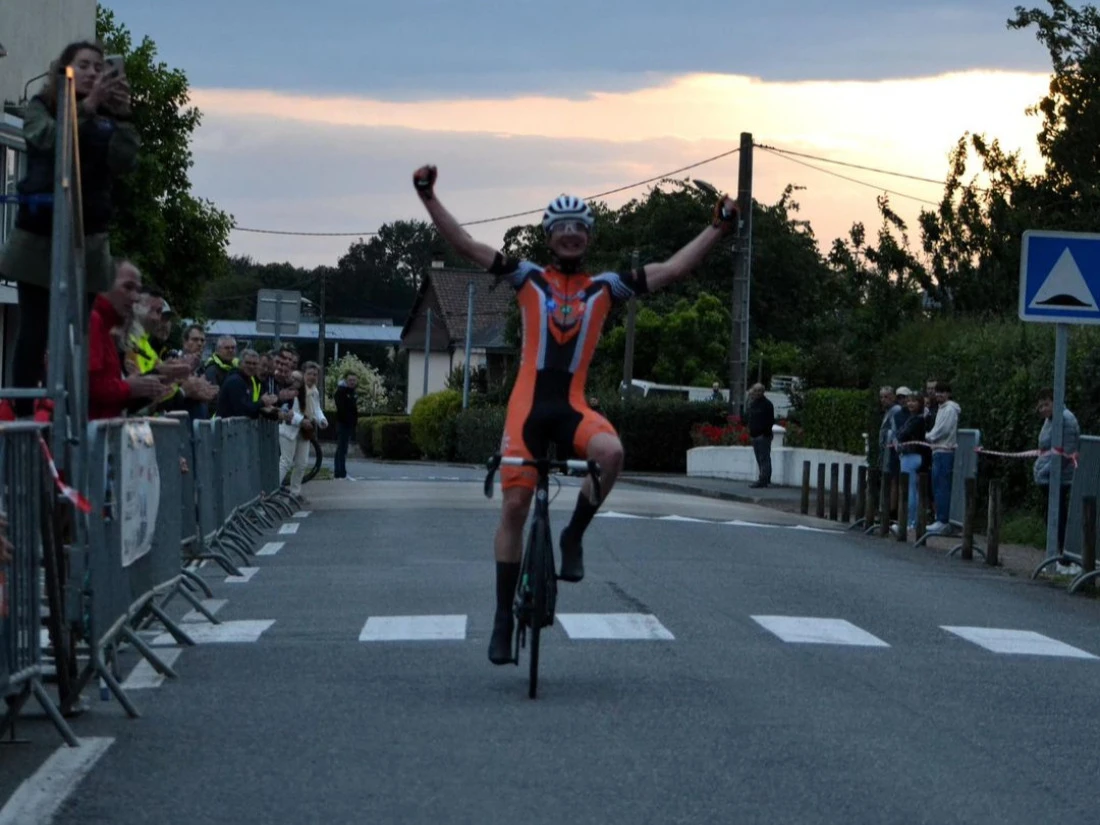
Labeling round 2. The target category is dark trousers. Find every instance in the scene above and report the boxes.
[10,283,94,416]
[752,435,772,484]
[335,422,354,478]
[1040,484,1071,552]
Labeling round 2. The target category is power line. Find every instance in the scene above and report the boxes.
[758,146,941,208]
[230,146,742,237]
[754,143,951,187]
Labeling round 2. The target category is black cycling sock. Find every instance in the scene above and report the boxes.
[564,492,599,541]
[496,561,520,613]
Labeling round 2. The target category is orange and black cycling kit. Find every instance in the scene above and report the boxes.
[489,254,648,491]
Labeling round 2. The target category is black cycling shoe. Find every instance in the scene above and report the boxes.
[558,528,584,583]
[488,610,514,665]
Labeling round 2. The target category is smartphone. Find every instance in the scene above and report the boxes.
[104,54,125,79]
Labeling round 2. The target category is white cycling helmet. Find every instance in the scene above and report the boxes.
[542,194,594,234]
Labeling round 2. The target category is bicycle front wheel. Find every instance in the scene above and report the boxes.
[527,519,555,699]
[302,437,324,483]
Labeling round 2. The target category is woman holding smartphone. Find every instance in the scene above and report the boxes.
[0,40,139,417]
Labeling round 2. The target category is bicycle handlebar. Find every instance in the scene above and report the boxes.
[483,454,602,503]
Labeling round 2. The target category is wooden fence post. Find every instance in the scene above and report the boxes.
[842,464,853,524]
[800,461,811,516]
[816,464,826,519]
[986,480,1002,567]
[829,464,839,521]
[897,473,909,543]
[961,477,977,561]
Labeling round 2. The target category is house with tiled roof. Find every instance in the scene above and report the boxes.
[399,261,517,412]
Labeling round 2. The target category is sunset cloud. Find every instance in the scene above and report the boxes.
[186,70,1052,268]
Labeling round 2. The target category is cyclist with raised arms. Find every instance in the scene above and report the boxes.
[413,165,739,664]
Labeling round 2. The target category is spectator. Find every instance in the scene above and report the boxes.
[710,382,723,404]
[302,361,329,438]
[215,349,277,419]
[892,391,930,536]
[0,514,11,565]
[278,370,311,496]
[88,261,166,419]
[203,336,238,390]
[258,353,277,396]
[0,41,139,417]
[1034,387,1080,557]
[179,323,210,418]
[180,324,206,371]
[746,383,775,489]
[125,286,214,415]
[923,378,939,424]
[333,372,359,479]
[878,386,905,517]
[926,381,961,534]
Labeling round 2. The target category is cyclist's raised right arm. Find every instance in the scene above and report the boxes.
[413,165,498,271]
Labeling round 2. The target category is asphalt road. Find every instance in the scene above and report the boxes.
[4,462,1100,824]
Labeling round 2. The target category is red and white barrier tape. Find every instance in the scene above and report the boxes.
[891,441,1078,467]
[37,435,92,514]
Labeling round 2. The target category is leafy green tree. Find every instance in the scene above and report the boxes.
[97,7,232,314]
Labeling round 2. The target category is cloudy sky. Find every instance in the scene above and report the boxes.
[104,0,1053,268]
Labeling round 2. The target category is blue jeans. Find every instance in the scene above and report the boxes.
[900,453,922,528]
[932,451,955,524]
[335,422,353,478]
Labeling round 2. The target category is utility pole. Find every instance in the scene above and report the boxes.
[317,270,327,393]
[621,248,639,397]
[462,280,474,409]
[729,131,754,417]
[422,307,432,399]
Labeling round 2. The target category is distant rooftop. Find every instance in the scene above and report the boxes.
[192,319,401,345]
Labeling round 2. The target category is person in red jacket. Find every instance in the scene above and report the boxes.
[88,260,165,419]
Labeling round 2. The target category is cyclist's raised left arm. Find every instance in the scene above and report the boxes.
[413,165,499,271]
[642,195,739,293]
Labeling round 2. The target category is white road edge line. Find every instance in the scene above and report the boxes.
[278,522,299,535]
[0,737,114,825]
[256,541,285,556]
[292,511,312,518]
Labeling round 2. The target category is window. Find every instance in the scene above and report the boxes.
[0,143,25,245]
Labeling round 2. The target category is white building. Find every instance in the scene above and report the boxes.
[0,0,97,381]
[400,263,517,413]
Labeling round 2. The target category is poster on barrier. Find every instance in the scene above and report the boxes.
[120,421,160,568]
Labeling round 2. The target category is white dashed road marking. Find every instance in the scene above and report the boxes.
[0,737,114,825]
[557,613,675,640]
[278,522,299,535]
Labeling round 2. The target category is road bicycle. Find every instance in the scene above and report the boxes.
[483,453,601,699]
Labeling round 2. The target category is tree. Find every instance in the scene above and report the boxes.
[915,1,1100,316]
[97,7,232,314]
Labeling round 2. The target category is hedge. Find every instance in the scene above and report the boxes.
[453,407,507,464]
[375,419,420,461]
[798,389,875,457]
[411,390,463,460]
[448,398,725,473]
[356,415,410,458]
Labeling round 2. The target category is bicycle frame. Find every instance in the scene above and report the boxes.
[484,453,602,698]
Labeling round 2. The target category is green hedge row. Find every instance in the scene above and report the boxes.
[445,397,726,472]
[796,389,876,457]
[355,415,420,461]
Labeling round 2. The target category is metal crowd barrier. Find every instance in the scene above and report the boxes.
[0,423,78,745]
[1031,435,1100,586]
[67,418,195,718]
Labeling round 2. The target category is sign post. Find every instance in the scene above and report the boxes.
[1019,230,1100,561]
[256,289,302,350]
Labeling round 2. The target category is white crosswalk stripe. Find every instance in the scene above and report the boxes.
[359,615,467,642]
[751,616,890,647]
[942,626,1097,659]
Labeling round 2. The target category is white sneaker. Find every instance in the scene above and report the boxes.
[1055,562,1081,576]
[926,521,946,534]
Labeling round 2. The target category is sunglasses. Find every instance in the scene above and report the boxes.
[549,220,590,236]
